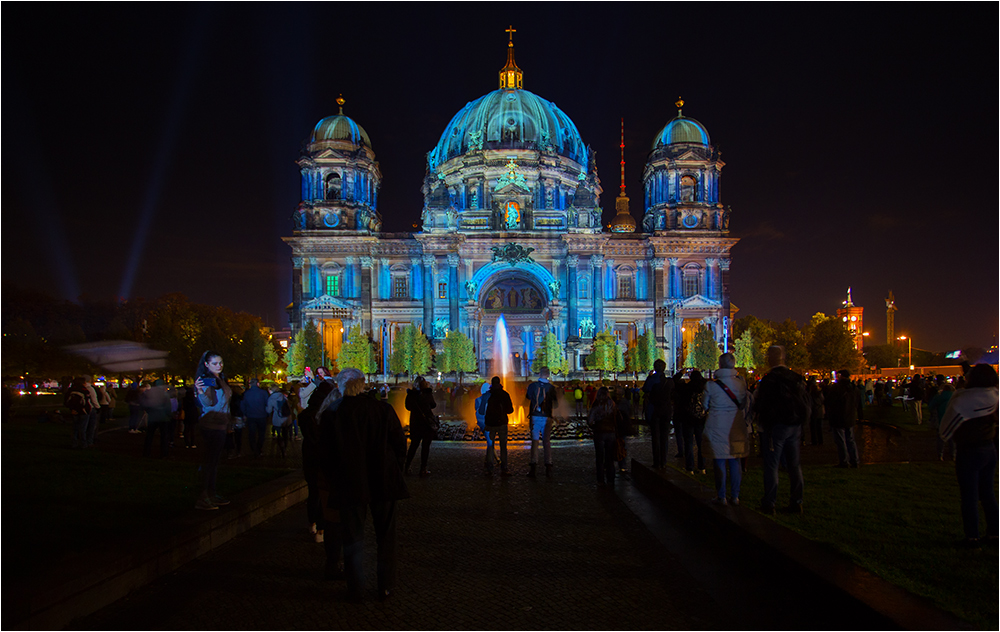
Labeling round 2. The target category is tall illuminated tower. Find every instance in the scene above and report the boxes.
[885,290,896,344]
[837,287,864,350]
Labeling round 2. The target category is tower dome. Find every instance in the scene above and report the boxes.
[310,97,372,149]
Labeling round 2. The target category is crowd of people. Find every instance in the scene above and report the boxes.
[46,346,997,599]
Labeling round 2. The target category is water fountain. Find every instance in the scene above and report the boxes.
[492,314,527,429]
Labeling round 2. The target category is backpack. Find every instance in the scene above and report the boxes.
[65,390,89,415]
[477,392,490,417]
[279,395,291,417]
[530,382,553,416]
[687,390,707,421]
[757,371,810,427]
[574,388,583,401]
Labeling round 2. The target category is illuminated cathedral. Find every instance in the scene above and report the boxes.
[283,32,739,375]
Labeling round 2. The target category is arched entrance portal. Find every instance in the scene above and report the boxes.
[479,272,549,378]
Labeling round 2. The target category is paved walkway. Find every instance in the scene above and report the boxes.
[68,436,906,630]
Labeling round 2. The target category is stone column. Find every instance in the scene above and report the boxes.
[378,258,390,300]
[653,258,665,344]
[604,258,615,300]
[566,255,579,340]
[291,257,303,331]
[720,258,732,349]
[591,255,604,334]
[522,325,533,377]
[704,257,717,300]
[448,253,460,334]
[410,258,422,301]
[664,257,678,299]
[344,256,356,298]
[423,255,436,339]
[360,256,373,332]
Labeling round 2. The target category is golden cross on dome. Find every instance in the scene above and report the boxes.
[506,25,516,43]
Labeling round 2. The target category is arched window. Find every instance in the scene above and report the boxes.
[680,175,696,202]
[682,263,701,298]
[325,172,342,200]
[617,267,635,300]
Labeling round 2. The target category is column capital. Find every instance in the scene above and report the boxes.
[719,258,731,271]
[667,257,679,267]
[410,257,422,267]
[292,257,303,267]
[705,257,718,267]
[422,254,436,267]
[566,254,579,267]
[344,255,356,265]
[379,257,389,267]
[309,257,319,265]
[360,256,373,268]
[653,257,666,268]
[447,253,460,267]
[589,254,604,268]
[604,258,615,268]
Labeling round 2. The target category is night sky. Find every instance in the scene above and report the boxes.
[4,4,996,352]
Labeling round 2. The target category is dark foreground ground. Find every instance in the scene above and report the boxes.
[68,438,906,631]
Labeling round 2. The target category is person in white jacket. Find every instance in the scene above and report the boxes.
[702,353,748,505]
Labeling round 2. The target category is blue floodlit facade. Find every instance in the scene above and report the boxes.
[283,41,738,375]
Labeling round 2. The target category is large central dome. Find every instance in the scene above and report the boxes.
[428,88,588,170]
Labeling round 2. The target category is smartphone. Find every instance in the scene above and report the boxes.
[201,376,218,389]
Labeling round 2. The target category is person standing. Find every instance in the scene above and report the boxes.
[141,379,173,458]
[675,370,708,474]
[826,370,862,468]
[241,379,269,458]
[939,364,998,547]
[525,367,558,477]
[703,353,748,505]
[806,376,825,446]
[403,376,437,477]
[641,359,674,469]
[125,383,143,434]
[753,345,810,515]
[474,382,498,474]
[587,386,621,484]
[909,375,925,424]
[574,384,586,420]
[266,384,291,457]
[194,351,233,510]
[929,375,955,460]
[84,376,101,446]
[319,368,409,602]
[298,378,335,544]
[483,376,514,476]
[65,377,92,449]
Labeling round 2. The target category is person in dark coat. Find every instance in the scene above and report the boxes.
[141,379,173,458]
[641,359,674,468]
[319,368,408,602]
[826,370,862,468]
[403,376,437,477]
[299,379,335,546]
[807,376,825,446]
[483,376,515,475]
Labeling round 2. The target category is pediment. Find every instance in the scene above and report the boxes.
[301,294,354,311]
[494,181,530,195]
[679,294,721,309]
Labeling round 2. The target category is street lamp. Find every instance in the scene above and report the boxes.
[898,335,912,369]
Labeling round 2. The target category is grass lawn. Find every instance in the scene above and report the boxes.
[681,460,998,629]
[2,419,291,581]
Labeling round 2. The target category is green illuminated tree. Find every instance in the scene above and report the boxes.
[587,328,625,379]
[338,325,378,375]
[684,324,721,371]
[435,330,476,384]
[626,329,663,375]
[389,324,434,378]
[531,331,569,375]
[733,329,760,370]
[285,320,324,378]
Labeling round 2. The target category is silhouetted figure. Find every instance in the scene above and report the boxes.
[404,376,437,476]
[641,359,674,468]
[827,370,861,468]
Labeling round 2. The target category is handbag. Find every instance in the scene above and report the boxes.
[714,379,750,458]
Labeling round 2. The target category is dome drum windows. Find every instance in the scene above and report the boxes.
[682,263,702,298]
[325,172,342,200]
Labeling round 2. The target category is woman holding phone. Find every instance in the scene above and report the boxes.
[194,350,233,510]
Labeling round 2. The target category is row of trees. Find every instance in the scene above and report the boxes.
[2,286,282,384]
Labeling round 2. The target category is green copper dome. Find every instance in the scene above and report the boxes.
[652,115,710,148]
[428,89,587,170]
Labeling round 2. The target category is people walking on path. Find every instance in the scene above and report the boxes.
[318,367,409,602]
[703,353,748,505]
[526,367,558,477]
[403,376,437,477]
[483,376,514,476]
[194,351,233,511]
[753,345,810,515]
[939,364,998,547]
[641,359,674,468]
[827,370,862,468]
